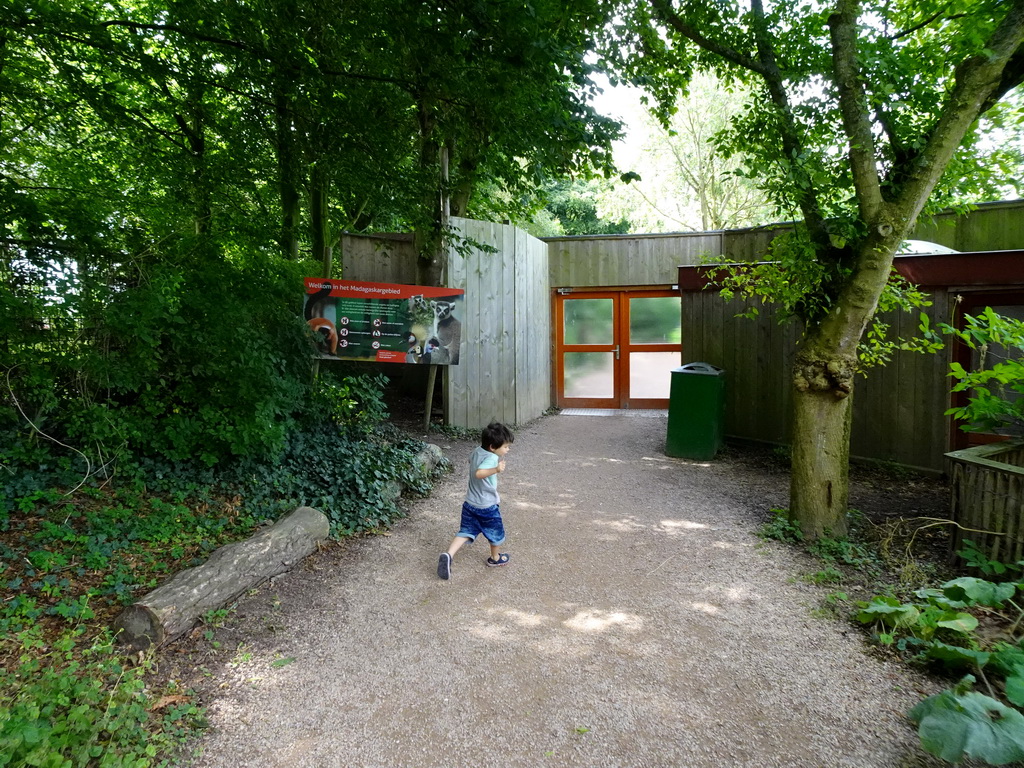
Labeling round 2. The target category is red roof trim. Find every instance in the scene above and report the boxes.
[678,250,1024,291]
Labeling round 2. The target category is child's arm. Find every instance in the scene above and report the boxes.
[475,460,505,479]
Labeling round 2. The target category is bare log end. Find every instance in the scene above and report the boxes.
[289,505,331,540]
[111,603,164,652]
[416,444,444,475]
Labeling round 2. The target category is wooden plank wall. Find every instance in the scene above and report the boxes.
[948,444,1024,563]
[335,223,550,431]
[711,199,1024,262]
[912,200,1024,253]
[334,200,1024,461]
[681,287,955,471]
[681,291,796,445]
[446,217,551,430]
[338,199,1024,288]
[515,229,552,424]
[338,232,416,283]
[546,232,723,287]
[849,290,954,470]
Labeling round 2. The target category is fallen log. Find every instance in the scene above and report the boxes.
[112,505,330,651]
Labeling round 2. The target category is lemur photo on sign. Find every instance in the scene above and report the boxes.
[303,278,465,365]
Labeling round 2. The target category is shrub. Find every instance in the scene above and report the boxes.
[942,307,1024,436]
[0,628,204,767]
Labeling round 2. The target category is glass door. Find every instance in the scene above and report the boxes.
[626,294,684,408]
[556,293,620,408]
[555,288,681,409]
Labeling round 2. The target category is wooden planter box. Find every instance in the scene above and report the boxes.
[946,441,1024,564]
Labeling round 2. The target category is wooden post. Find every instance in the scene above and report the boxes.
[424,364,438,433]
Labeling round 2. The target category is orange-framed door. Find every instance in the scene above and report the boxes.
[554,287,682,409]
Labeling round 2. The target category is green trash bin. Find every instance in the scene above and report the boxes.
[665,363,725,460]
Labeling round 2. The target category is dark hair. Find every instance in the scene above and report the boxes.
[481,421,514,450]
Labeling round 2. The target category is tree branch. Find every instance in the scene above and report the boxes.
[98,21,414,89]
[828,0,883,222]
[981,44,1024,113]
[898,0,1024,223]
[648,0,768,76]
[889,6,968,41]
[748,0,831,252]
[649,0,831,248]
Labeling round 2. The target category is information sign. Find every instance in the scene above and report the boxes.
[302,278,465,365]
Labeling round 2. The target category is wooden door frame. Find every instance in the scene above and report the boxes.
[553,284,680,409]
[553,289,622,408]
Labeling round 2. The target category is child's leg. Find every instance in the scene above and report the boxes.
[447,535,471,558]
[480,507,508,566]
[438,535,472,580]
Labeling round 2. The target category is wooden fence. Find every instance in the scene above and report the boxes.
[546,232,721,286]
[946,442,1024,563]
[338,232,416,283]
[338,218,550,430]
[912,200,1024,253]
[447,219,550,429]
[681,286,957,471]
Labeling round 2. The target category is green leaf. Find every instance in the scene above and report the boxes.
[942,577,1016,608]
[936,612,979,634]
[925,641,991,669]
[855,596,920,627]
[910,689,1024,765]
[992,647,1024,677]
[1005,671,1024,708]
[913,587,967,610]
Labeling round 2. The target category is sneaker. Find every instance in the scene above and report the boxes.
[486,553,510,567]
[437,552,452,580]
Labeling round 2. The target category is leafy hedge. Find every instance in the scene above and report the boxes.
[2,254,312,474]
[0,371,448,767]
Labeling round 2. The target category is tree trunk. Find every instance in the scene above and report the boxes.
[790,371,854,538]
[787,234,898,537]
[111,506,330,651]
[274,86,301,260]
[414,98,443,287]
[172,83,211,237]
[450,145,478,218]
[310,165,331,277]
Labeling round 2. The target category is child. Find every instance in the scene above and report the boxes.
[437,422,514,580]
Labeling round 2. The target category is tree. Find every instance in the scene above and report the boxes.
[380,0,622,284]
[597,72,774,232]
[1,0,626,467]
[534,178,632,235]
[602,0,1024,537]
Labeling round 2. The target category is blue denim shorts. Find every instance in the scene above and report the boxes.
[457,502,505,546]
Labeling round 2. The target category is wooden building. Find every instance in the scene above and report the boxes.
[679,249,1024,473]
[337,200,1024,472]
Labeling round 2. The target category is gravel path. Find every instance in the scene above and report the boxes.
[186,413,952,768]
